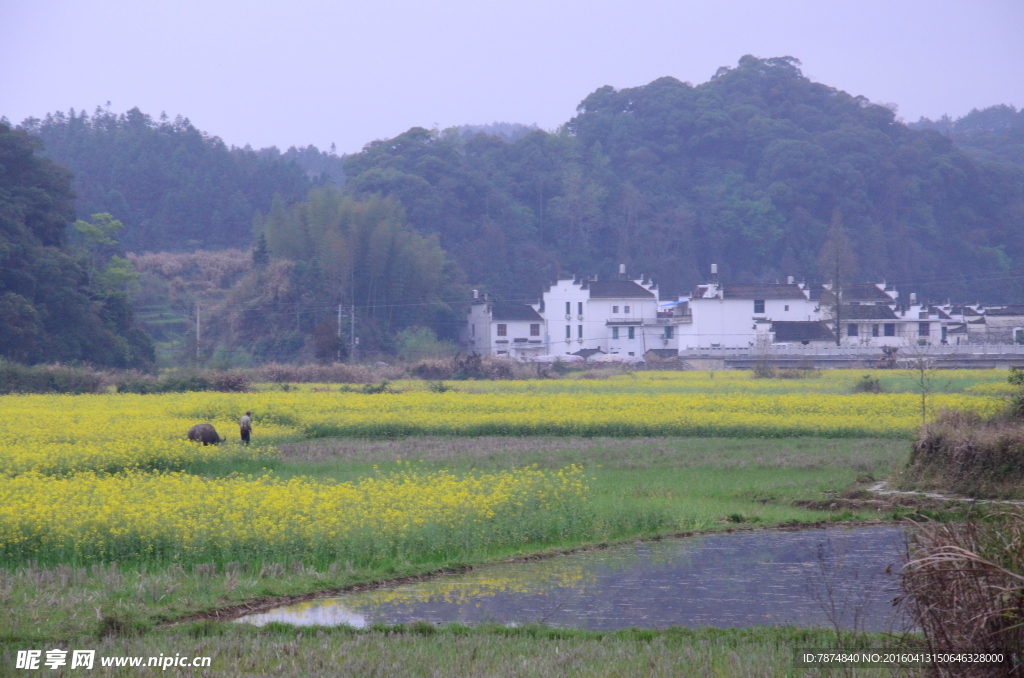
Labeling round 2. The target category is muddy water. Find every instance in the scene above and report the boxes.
[239,526,907,631]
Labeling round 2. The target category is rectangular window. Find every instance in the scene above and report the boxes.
[577,325,583,338]
[847,324,858,337]
[497,324,507,337]
[784,305,789,312]
[577,302,583,315]
[565,325,571,339]
[919,322,930,337]
[754,300,765,314]
[884,323,896,337]
[665,327,673,339]
[565,301,570,315]
[628,326,635,339]
[872,324,879,337]
[612,327,619,340]
[624,305,630,313]
[613,306,619,314]
[530,323,540,337]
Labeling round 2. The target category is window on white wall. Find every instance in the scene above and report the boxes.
[565,301,570,315]
[497,324,507,336]
[612,327,619,339]
[624,305,630,313]
[612,306,619,313]
[565,325,571,339]
[628,327,635,339]
[530,324,540,336]
[577,325,583,338]
[577,302,583,314]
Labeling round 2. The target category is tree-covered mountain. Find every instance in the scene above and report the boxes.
[343,56,1024,303]
[18,108,339,252]
[0,122,153,366]
[15,56,1024,313]
[911,105,1024,171]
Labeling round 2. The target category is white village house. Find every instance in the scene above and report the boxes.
[461,265,1024,360]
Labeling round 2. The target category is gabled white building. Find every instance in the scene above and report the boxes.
[463,295,545,359]
[678,278,818,349]
[539,277,660,357]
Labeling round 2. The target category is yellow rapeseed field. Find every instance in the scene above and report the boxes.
[0,371,1006,564]
[0,372,1005,475]
[0,464,590,563]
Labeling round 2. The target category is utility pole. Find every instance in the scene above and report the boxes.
[337,304,343,363]
[350,302,356,363]
[195,303,201,362]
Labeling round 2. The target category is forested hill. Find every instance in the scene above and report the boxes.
[16,56,1024,305]
[911,105,1024,171]
[343,56,1024,303]
[18,108,343,252]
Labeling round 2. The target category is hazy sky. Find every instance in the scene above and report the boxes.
[2,0,1022,154]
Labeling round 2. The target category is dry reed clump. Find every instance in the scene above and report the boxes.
[252,362,404,384]
[407,355,534,381]
[900,515,1024,677]
[903,410,1024,498]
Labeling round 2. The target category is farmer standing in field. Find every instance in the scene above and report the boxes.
[239,411,253,445]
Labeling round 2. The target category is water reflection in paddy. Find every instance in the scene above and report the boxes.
[240,526,907,631]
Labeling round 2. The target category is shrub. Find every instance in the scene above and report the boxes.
[852,375,884,393]
[115,370,249,394]
[0,361,108,394]
[427,380,452,393]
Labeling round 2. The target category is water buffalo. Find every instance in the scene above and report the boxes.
[187,423,224,445]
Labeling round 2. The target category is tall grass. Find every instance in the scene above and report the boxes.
[901,514,1024,677]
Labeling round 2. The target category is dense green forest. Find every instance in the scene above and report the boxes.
[18,108,343,252]
[911,104,1024,171]
[0,122,153,366]
[7,55,1024,365]
[342,56,1024,303]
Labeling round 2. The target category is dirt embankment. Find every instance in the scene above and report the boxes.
[898,410,1024,500]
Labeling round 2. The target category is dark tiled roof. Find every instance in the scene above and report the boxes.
[490,304,543,321]
[985,305,1024,317]
[948,324,968,334]
[644,349,679,359]
[806,283,893,302]
[842,284,894,301]
[720,284,806,300]
[586,280,655,298]
[840,304,898,320]
[771,321,836,343]
[573,348,606,359]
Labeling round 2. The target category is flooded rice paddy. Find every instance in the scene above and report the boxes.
[240,526,908,632]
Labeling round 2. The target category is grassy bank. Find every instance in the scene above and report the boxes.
[1,623,913,677]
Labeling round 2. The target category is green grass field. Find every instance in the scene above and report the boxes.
[3,436,919,675]
[9,368,1004,675]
